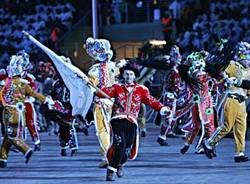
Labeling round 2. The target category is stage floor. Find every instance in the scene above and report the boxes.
[1,124,250,184]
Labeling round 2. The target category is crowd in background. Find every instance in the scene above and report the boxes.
[98,0,250,58]
[0,0,82,68]
[177,0,250,57]
[2,0,249,66]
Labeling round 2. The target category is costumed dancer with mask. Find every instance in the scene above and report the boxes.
[203,41,250,162]
[49,76,78,156]
[156,45,193,146]
[180,52,215,154]
[37,59,80,157]
[85,37,119,168]
[0,55,55,168]
[0,51,43,151]
[132,44,193,144]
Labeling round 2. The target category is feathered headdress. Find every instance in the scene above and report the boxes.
[179,52,204,90]
[205,39,237,78]
[8,55,25,77]
[85,37,113,62]
[16,50,31,70]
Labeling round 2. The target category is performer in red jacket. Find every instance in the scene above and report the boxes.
[94,64,171,181]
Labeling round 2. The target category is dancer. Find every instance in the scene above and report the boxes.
[0,55,54,168]
[156,45,192,146]
[180,52,215,154]
[85,37,119,168]
[94,63,171,181]
[203,41,250,162]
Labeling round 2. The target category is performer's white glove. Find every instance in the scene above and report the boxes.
[0,80,5,86]
[0,68,6,75]
[225,77,242,87]
[44,96,55,110]
[160,106,172,117]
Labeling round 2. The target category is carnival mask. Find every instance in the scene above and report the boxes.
[187,52,206,77]
[85,37,113,62]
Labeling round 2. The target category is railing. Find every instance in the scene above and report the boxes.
[98,1,162,26]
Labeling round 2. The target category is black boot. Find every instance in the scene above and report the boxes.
[212,148,217,157]
[234,155,249,163]
[116,165,124,178]
[180,145,189,154]
[106,169,115,181]
[34,143,41,151]
[61,149,67,156]
[71,149,77,156]
[141,131,146,137]
[82,127,89,136]
[156,137,168,146]
[0,160,7,168]
[25,150,33,164]
[203,143,214,159]
[69,141,77,156]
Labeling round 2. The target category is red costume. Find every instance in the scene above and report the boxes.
[97,80,168,179]
[158,67,193,145]
[187,75,215,146]
[24,73,41,150]
[100,82,164,126]
[180,52,215,154]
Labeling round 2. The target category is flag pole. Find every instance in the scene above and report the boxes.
[92,0,98,38]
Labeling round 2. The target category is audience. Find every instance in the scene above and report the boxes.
[177,0,250,56]
[0,0,77,67]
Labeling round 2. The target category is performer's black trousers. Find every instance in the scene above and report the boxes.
[109,118,137,169]
[39,104,74,148]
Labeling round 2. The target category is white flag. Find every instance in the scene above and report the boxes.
[23,31,94,118]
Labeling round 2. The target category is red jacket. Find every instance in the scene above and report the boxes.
[99,82,164,124]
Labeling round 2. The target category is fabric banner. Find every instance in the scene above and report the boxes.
[23,31,94,118]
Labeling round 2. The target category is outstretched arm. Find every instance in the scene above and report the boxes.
[25,84,46,102]
[25,84,56,109]
[141,86,171,116]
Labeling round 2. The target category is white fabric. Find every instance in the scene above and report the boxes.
[44,97,55,109]
[25,31,94,118]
